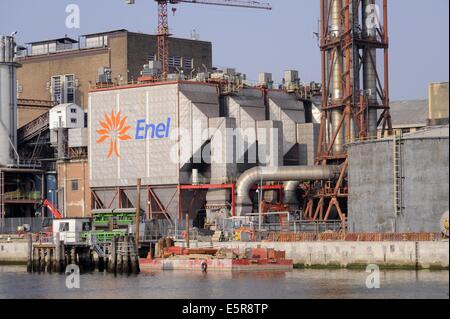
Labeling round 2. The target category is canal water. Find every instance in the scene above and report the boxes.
[0,265,448,299]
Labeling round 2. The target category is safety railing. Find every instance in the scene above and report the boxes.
[167,229,199,242]
[4,191,42,201]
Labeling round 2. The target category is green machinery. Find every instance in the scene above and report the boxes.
[86,208,137,243]
[80,230,127,243]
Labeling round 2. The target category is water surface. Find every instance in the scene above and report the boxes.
[0,265,448,299]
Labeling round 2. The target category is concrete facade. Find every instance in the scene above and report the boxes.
[297,123,320,166]
[57,160,90,218]
[428,82,449,123]
[88,82,219,188]
[348,129,449,233]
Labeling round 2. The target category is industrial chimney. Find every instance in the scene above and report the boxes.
[0,35,20,167]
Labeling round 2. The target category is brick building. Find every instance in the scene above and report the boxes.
[16,29,213,113]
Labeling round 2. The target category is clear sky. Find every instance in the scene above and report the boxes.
[0,0,448,100]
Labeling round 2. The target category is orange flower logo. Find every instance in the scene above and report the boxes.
[96,111,132,159]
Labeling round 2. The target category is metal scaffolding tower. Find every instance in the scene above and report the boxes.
[304,0,393,226]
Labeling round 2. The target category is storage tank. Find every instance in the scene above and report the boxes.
[348,126,449,233]
[0,35,19,166]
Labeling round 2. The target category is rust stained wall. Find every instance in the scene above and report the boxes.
[57,160,91,218]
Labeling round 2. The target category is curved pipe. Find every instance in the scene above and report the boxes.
[236,165,341,216]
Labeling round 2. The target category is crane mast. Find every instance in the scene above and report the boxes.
[154,0,271,78]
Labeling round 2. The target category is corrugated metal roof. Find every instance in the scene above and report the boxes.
[379,99,428,128]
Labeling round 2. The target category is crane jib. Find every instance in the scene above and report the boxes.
[170,0,272,10]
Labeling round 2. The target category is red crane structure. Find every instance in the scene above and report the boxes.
[303,0,392,226]
[128,0,272,78]
[36,199,63,219]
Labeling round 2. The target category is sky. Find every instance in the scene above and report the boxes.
[0,0,448,100]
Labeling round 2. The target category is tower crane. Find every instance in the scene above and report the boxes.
[126,0,272,78]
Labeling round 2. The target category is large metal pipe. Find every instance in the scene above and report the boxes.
[0,35,18,166]
[236,165,341,216]
[345,0,359,142]
[284,181,301,209]
[362,0,379,137]
[330,0,345,153]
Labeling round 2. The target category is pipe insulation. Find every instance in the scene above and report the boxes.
[362,0,379,137]
[235,165,341,216]
[284,180,302,208]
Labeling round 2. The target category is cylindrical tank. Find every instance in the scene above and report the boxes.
[0,35,18,166]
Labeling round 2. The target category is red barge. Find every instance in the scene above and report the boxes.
[139,247,293,272]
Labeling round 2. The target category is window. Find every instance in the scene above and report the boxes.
[184,57,193,69]
[65,74,75,103]
[71,180,79,191]
[70,108,77,114]
[169,56,181,67]
[50,74,76,104]
[70,118,77,124]
[51,76,63,104]
[148,54,156,61]
[59,223,69,232]
[86,35,108,48]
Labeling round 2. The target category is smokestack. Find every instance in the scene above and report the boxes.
[330,0,345,153]
[0,35,19,166]
[362,0,379,137]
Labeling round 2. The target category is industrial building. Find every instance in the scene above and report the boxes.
[1,0,449,237]
[16,29,213,111]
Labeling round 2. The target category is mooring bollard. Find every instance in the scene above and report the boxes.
[32,247,38,273]
[27,234,33,273]
[40,249,46,273]
[60,242,66,273]
[90,250,95,272]
[123,235,130,275]
[55,234,61,273]
[98,256,105,272]
[117,236,124,274]
[108,236,117,273]
[130,235,139,275]
[46,248,52,273]
[70,247,76,266]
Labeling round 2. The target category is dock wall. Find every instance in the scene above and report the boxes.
[0,241,28,263]
[211,241,449,269]
[1,240,449,269]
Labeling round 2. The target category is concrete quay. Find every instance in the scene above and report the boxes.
[1,239,449,270]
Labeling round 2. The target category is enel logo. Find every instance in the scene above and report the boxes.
[135,117,171,140]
